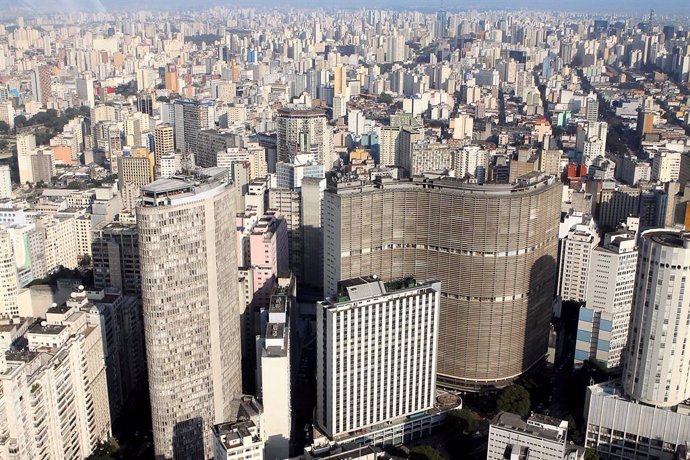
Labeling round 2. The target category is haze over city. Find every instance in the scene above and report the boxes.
[0,1,689,460]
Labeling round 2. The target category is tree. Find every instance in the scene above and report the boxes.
[584,448,600,460]
[13,114,27,128]
[410,445,446,460]
[496,384,531,417]
[447,408,479,434]
[0,121,9,134]
[87,439,119,460]
[377,92,394,104]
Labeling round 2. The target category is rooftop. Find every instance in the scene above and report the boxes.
[492,412,567,443]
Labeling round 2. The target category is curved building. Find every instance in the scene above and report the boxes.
[137,169,241,459]
[323,174,561,390]
[276,106,333,166]
[624,230,690,407]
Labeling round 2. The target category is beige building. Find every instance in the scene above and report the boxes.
[137,168,242,459]
[153,124,175,172]
[276,106,333,168]
[117,148,154,210]
[323,174,562,390]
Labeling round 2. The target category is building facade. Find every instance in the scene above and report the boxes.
[323,175,561,390]
[137,169,242,459]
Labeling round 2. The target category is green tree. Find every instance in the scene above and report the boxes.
[496,384,531,416]
[87,439,119,460]
[410,445,446,460]
[13,114,27,128]
[447,408,479,434]
[584,448,600,460]
[377,92,393,104]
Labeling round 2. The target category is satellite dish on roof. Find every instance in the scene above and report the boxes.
[40,320,48,327]
[51,303,57,307]
[78,285,84,291]
[70,293,77,298]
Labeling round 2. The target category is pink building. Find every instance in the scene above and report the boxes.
[249,211,288,308]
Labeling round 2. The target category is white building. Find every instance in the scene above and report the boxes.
[316,276,440,439]
[651,150,681,183]
[585,381,690,459]
[255,277,295,460]
[487,412,582,460]
[557,216,599,303]
[0,165,11,199]
[624,230,690,407]
[0,229,19,318]
[213,397,265,460]
[0,310,111,459]
[576,230,637,369]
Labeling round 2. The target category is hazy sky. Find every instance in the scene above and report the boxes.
[3,0,690,17]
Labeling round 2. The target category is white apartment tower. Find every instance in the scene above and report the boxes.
[316,277,440,439]
[624,230,690,407]
[137,168,242,459]
[576,230,637,368]
[557,216,599,303]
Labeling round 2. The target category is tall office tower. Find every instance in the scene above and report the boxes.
[195,130,233,168]
[0,229,19,318]
[137,169,241,459]
[0,314,111,458]
[585,95,598,123]
[324,175,561,390]
[138,93,154,116]
[557,216,599,303]
[247,211,289,309]
[117,148,154,210]
[173,99,215,154]
[276,106,333,167]
[164,63,178,92]
[76,74,95,108]
[92,220,141,296]
[624,230,690,407]
[652,150,681,183]
[0,164,11,199]
[316,277,440,438]
[379,126,401,166]
[636,110,655,139]
[333,65,347,97]
[256,276,296,459]
[30,65,52,106]
[576,230,637,369]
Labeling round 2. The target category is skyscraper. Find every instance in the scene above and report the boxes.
[30,65,52,107]
[324,174,561,390]
[154,124,175,171]
[624,230,690,407]
[276,106,333,167]
[137,169,241,459]
[316,276,440,438]
[173,99,215,154]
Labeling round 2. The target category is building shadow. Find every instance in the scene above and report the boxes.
[171,417,205,460]
[523,254,558,373]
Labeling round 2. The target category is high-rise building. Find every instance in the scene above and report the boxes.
[153,124,175,172]
[624,230,690,407]
[172,99,215,154]
[0,310,111,459]
[276,106,333,167]
[300,177,326,292]
[117,148,154,210]
[255,276,296,459]
[164,63,178,93]
[91,220,141,296]
[76,74,95,108]
[0,164,11,199]
[0,228,19,318]
[651,150,681,183]
[333,65,347,97]
[323,174,561,390]
[212,397,265,460]
[576,230,637,369]
[585,95,598,124]
[137,169,241,459]
[30,65,52,106]
[316,276,440,438]
[557,216,599,303]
